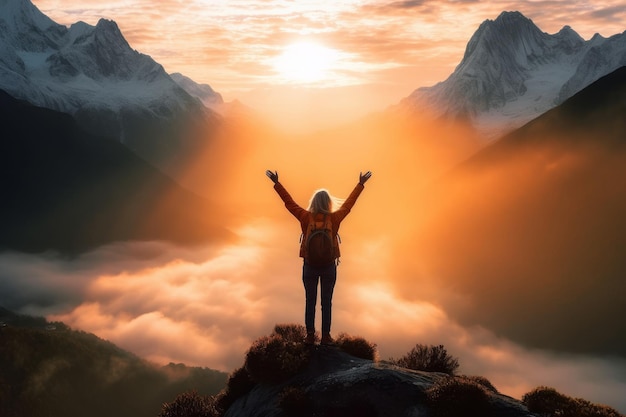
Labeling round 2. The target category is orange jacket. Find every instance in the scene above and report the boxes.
[273,181,364,259]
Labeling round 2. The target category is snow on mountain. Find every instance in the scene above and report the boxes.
[170,72,261,121]
[0,0,221,168]
[0,0,204,114]
[0,0,63,48]
[558,32,626,102]
[170,72,223,108]
[404,11,626,139]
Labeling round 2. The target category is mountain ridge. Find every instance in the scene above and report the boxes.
[403,11,626,138]
[0,306,228,417]
[0,0,222,170]
[0,88,232,254]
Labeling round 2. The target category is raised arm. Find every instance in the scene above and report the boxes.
[266,169,308,221]
[333,171,372,222]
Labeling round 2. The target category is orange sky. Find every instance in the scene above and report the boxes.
[32,0,626,132]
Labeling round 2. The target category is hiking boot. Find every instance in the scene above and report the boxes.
[304,332,316,345]
[321,333,336,346]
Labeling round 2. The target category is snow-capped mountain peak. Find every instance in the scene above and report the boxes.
[403,11,626,139]
[555,25,583,42]
[461,11,549,68]
[0,0,67,52]
[0,0,222,170]
[46,18,165,82]
[0,0,58,33]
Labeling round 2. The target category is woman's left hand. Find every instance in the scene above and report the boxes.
[266,170,279,184]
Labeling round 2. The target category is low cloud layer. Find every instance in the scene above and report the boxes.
[1,220,625,412]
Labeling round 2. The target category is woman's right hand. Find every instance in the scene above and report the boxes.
[266,170,279,184]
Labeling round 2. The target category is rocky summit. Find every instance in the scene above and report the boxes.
[224,346,535,417]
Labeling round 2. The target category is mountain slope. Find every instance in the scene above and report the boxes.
[0,0,220,170]
[403,11,626,138]
[401,67,626,357]
[0,307,228,417]
[171,72,224,108]
[0,89,231,254]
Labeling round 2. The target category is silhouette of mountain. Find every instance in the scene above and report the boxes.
[406,67,626,357]
[0,307,227,417]
[0,89,232,254]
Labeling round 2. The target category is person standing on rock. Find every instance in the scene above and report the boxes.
[266,170,372,345]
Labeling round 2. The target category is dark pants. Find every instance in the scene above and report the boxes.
[302,262,337,334]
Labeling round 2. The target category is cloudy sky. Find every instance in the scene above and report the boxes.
[32,0,626,131]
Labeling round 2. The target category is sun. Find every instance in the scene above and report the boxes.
[272,41,340,83]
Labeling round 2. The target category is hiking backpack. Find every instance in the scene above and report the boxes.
[302,213,336,266]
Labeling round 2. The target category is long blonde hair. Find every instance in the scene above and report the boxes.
[308,189,344,214]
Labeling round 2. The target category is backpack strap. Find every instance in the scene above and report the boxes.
[320,214,339,253]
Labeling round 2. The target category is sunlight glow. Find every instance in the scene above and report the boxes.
[272,41,341,83]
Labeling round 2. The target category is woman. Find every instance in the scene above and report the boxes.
[266,169,372,345]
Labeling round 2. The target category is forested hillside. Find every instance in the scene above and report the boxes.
[0,307,227,417]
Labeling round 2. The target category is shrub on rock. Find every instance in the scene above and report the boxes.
[273,323,308,344]
[426,376,493,417]
[336,333,378,361]
[244,325,311,385]
[522,386,622,417]
[158,391,219,417]
[459,375,498,393]
[390,344,459,375]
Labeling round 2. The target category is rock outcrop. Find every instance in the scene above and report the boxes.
[224,346,536,417]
